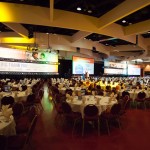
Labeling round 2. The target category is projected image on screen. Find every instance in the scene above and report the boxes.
[104,68,126,75]
[128,65,141,75]
[0,61,58,74]
[72,56,94,74]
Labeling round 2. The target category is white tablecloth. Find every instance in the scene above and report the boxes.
[0,91,31,108]
[59,87,82,94]
[119,90,150,100]
[0,113,16,136]
[67,95,117,118]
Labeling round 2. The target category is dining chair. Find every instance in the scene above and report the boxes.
[16,106,37,134]
[101,103,121,135]
[61,102,81,136]
[12,102,24,122]
[82,104,100,136]
[135,91,146,109]
[6,115,38,150]
[119,95,130,115]
[1,96,15,107]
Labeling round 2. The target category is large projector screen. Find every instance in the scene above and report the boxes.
[0,47,59,74]
[72,56,94,75]
[128,64,141,75]
[0,61,58,74]
[104,68,126,75]
[104,60,127,75]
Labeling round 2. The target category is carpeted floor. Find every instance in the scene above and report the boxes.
[32,85,150,150]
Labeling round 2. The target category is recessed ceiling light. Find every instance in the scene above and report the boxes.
[122,20,126,23]
[77,7,82,11]
[87,10,92,13]
[148,31,150,34]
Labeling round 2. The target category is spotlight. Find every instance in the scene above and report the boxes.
[77,7,82,11]
[122,20,126,23]
[87,10,92,13]
[28,31,33,39]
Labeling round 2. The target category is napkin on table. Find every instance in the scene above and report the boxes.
[2,105,13,121]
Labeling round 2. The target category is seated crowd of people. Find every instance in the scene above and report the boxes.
[0,78,45,149]
[48,76,150,135]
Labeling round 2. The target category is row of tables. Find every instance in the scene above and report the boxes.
[0,80,39,137]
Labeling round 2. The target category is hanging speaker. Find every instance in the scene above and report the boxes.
[76,47,80,52]
[136,35,138,45]
[92,47,96,51]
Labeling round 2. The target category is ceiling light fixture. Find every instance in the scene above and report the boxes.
[87,10,92,13]
[77,7,82,11]
[122,20,126,23]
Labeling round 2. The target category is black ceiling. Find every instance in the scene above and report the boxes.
[100,38,134,47]
[141,32,150,38]
[85,33,113,41]
[85,33,135,46]
[54,0,125,18]
[116,5,150,26]
[0,22,12,32]
[22,24,78,37]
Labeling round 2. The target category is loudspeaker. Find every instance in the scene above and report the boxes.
[136,35,138,45]
[92,47,96,51]
[28,31,33,39]
[76,47,80,52]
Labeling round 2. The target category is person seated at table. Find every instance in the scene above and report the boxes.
[65,89,73,96]
[95,85,101,95]
[91,88,96,95]
[21,85,27,91]
[87,84,94,94]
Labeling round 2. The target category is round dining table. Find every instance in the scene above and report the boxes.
[67,95,117,118]
[0,112,16,136]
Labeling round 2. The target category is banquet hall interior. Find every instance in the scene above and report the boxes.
[0,0,150,150]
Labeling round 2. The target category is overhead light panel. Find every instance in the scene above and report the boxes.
[122,20,126,23]
[87,10,92,13]
[77,7,82,11]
